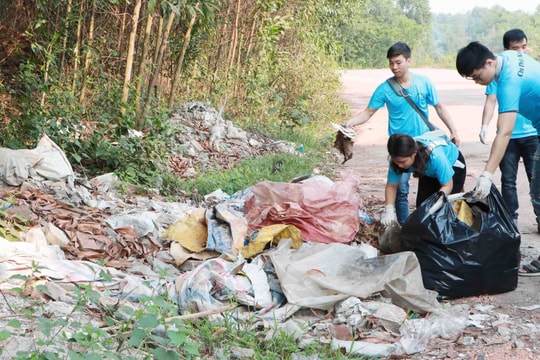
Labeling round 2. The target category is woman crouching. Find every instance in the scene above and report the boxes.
[381,132,466,226]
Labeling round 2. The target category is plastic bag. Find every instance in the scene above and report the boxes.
[378,222,405,254]
[244,176,360,244]
[400,185,520,299]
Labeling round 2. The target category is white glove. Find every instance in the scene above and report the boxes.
[479,124,489,144]
[472,171,493,199]
[381,204,398,226]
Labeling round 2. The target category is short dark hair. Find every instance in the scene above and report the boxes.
[387,42,411,59]
[456,41,496,78]
[503,28,527,49]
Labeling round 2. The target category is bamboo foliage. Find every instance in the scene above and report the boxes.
[2,0,357,132]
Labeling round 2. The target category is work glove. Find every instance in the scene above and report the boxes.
[381,204,397,226]
[479,124,489,144]
[472,171,493,199]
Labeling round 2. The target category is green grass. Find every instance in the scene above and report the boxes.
[173,127,340,196]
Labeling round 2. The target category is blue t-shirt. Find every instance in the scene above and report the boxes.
[486,78,537,139]
[368,73,439,137]
[387,133,459,185]
[496,51,540,131]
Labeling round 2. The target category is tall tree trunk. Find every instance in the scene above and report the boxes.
[224,0,241,81]
[60,0,73,74]
[245,9,259,62]
[40,43,53,107]
[143,11,175,113]
[152,13,164,65]
[232,32,244,97]
[120,0,142,114]
[135,6,155,126]
[71,0,84,96]
[210,2,232,93]
[168,4,198,109]
[117,2,128,55]
[80,0,96,106]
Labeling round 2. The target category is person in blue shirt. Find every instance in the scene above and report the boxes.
[479,29,539,226]
[456,41,540,276]
[381,132,466,226]
[345,42,460,226]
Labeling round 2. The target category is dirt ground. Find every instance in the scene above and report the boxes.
[338,69,540,359]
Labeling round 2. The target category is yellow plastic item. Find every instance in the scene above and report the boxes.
[242,224,302,258]
[454,200,474,226]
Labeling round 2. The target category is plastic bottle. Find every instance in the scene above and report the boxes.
[359,209,372,224]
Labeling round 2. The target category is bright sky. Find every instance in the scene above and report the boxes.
[429,0,539,14]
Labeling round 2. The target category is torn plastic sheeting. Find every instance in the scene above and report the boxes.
[0,236,104,282]
[0,134,74,187]
[177,257,274,317]
[395,308,468,355]
[106,212,157,237]
[0,236,178,304]
[331,339,396,358]
[267,239,441,315]
[241,224,302,258]
[240,256,273,309]
[244,176,360,244]
[205,188,251,256]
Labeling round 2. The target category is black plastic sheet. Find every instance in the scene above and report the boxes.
[400,185,521,299]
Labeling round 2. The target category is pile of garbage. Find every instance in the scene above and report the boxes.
[1,103,534,359]
[167,101,298,178]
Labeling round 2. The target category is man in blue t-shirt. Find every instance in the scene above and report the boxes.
[345,42,460,226]
[457,41,540,276]
[478,29,539,225]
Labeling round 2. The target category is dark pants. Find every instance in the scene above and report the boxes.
[499,135,538,220]
[416,152,467,207]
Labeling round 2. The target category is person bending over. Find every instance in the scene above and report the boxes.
[381,132,466,226]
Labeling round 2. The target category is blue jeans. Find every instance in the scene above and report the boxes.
[530,142,540,224]
[499,136,539,220]
[396,172,411,224]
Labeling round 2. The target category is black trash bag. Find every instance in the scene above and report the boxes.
[400,185,520,300]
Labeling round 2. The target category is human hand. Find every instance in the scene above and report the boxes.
[472,171,493,199]
[450,132,461,146]
[479,124,489,144]
[380,204,397,226]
